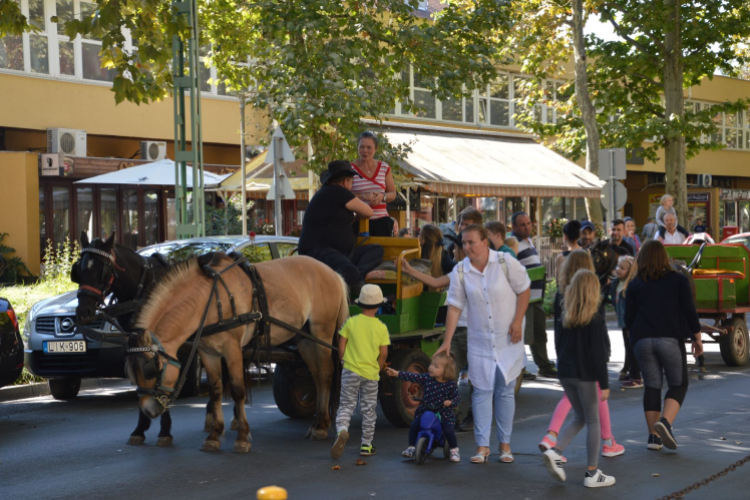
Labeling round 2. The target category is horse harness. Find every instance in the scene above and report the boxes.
[123,254,338,410]
[75,247,159,317]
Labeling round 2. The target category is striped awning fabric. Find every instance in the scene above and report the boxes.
[425,182,601,199]
[383,126,604,199]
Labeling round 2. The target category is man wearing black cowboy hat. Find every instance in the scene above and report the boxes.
[299,160,384,289]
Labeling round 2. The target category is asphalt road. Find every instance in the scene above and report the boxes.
[2,325,749,500]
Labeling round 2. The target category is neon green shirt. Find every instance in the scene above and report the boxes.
[340,314,390,381]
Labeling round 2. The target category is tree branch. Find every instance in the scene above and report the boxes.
[600,8,661,61]
[604,2,667,53]
[633,72,664,88]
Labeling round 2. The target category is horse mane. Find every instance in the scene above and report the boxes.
[134,257,201,331]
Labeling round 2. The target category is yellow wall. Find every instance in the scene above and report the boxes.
[0,152,40,276]
[0,73,268,146]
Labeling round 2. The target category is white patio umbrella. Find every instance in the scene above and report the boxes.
[73,159,229,188]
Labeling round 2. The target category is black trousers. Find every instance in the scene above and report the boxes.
[304,245,383,288]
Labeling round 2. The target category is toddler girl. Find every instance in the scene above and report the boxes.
[656,194,677,227]
[543,270,616,488]
[386,352,460,462]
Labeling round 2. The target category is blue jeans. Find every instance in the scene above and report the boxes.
[472,366,515,447]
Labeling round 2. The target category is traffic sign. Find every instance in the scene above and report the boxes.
[599,148,627,181]
[601,180,627,213]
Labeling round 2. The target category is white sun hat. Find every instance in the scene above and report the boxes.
[354,284,387,308]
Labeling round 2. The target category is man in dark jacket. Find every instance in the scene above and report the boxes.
[298,161,383,289]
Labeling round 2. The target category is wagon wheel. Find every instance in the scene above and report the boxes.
[720,316,750,367]
[273,363,317,418]
[380,349,430,427]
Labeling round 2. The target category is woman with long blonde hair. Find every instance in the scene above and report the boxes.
[543,270,615,488]
[539,250,625,468]
[609,256,642,388]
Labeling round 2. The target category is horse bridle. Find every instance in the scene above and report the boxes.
[127,330,182,408]
[75,248,153,309]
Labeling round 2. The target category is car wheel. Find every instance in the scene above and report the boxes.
[49,378,81,400]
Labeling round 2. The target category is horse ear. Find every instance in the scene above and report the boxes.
[81,231,90,248]
[103,233,115,252]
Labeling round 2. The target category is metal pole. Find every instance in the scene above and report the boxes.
[609,150,616,232]
[535,197,542,250]
[406,187,411,233]
[240,97,247,235]
[273,137,283,236]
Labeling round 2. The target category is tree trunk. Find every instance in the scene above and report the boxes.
[663,0,687,225]
[571,0,603,225]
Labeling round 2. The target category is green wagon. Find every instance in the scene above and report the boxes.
[665,243,750,366]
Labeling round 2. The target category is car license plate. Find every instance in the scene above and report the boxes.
[44,341,87,354]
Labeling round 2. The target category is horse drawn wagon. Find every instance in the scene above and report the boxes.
[665,242,750,367]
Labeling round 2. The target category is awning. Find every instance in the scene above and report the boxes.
[73,159,229,188]
[214,151,269,191]
[383,127,604,198]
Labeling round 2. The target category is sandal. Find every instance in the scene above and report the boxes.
[470,449,490,464]
[499,448,514,463]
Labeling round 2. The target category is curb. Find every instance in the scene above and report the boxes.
[0,378,128,402]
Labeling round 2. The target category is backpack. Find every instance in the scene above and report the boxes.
[456,252,510,290]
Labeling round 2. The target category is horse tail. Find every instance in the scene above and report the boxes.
[329,274,349,417]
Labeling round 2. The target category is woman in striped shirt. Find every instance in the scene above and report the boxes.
[351,131,398,237]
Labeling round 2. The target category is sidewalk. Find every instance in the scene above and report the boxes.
[0,378,127,402]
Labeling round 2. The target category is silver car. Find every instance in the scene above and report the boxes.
[24,235,298,400]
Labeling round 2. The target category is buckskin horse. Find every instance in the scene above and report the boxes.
[72,233,175,446]
[129,252,348,452]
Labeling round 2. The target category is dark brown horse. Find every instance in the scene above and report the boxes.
[128,253,348,452]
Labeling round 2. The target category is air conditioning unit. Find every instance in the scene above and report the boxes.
[140,141,167,161]
[697,174,713,187]
[47,128,86,156]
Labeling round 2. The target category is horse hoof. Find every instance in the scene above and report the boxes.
[233,441,252,454]
[230,419,238,431]
[308,428,329,441]
[156,436,173,447]
[127,435,145,446]
[200,440,221,452]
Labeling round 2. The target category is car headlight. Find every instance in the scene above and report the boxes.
[23,303,42,341]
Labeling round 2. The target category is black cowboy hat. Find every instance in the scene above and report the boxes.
[321,160,357,185]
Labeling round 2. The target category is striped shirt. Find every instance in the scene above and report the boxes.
[515,237,544,300]
[351,161,391,220]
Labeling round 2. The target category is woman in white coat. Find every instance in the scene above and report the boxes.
[435,224,531,463]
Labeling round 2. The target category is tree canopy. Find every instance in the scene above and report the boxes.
[2,0,513,172]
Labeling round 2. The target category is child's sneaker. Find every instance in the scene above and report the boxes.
[401,446,415,459]
[584,469,616,488]
[618,372,631,382]
[647,434,663,450]
[539,435,568,463]
[621,378,643,389]
[449,448,460,462]
[331,430,349,459]
[360,443,376,456]
[654,417,677,450]
[542,449,566,482]
[601,438,625,457]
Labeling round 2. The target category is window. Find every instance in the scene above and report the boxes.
[241,243,272,263]
[276,242,297,258]
[0,0,238,98]
[143,191,159,246]
[99,187,116,238]
[391,67,560,130]
[122,189,138,249]
[52,186,70,246]
[76,186,93,241]
[688,100,750,151]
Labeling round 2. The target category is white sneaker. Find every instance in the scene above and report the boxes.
[449,448,460,462]
[543,449,566,482]
[584,469,616,488]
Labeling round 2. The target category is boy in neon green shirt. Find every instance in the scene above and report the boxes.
[331,284,390,459]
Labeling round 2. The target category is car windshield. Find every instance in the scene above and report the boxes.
[139,241,234,262]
